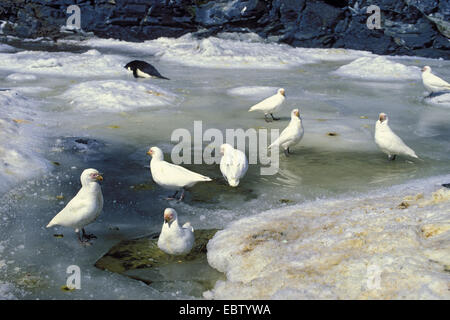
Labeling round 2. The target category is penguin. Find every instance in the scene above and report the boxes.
[124,60,170,80]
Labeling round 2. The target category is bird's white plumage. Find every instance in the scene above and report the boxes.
[157,208,194,255]
[374,113,418,159]
[46,168,103,231]
[220,144,248,187]
[248,88,285,115]
[136,69,151,78]
[422,66,450,93]
[269,109,304,151]
[148,146,212,191]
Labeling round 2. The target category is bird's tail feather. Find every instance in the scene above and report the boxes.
[46,220,57,228]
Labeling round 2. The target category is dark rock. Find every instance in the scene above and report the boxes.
[95,229,223,291]
[0,0,448,59]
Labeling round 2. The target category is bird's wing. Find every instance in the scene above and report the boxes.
[51,190,93,224]
[157,161,212,185]
[269,124,295,148]
[427,73,450,88]
[383,128,416,155]
[182,222,194,232]
[249,94,278,111]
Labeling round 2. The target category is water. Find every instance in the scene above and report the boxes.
[0,33,449,299]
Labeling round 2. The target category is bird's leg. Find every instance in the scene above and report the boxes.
[82,228,97,240]
[166,190,178,200]
[264,114,272,123]
[388,154,396,161]
[178,189,186,202]
[270,113,280,121]
[76,230,91,246]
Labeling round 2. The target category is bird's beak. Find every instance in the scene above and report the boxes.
[96,175,103,181]
[146,151,152,156]
[281,91,285,97]
[421,67,425,72]
[295,111,300,117]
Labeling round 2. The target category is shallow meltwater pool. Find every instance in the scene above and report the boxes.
[0,34,449,299]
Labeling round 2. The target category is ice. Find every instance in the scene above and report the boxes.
[0,90,49,194]
[0,43,17,53]
[0,34,449,300]
[59,80,178,112]
[64,33,374,70]
[205,175,450,299]
[333,56,421,81]
[227,86,279,98]
[5,73,37,82]
[424,93,450,108]
[0,49,126,78]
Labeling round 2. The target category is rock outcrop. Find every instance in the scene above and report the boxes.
[0,0,449,59]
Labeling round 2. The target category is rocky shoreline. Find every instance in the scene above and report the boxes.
[0,0,449,59]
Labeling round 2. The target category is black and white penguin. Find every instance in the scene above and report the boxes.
[124,60,169,80]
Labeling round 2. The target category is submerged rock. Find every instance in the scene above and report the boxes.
[95,229,223,292]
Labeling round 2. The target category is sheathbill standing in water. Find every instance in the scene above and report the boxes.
[374,113,418,160]
[248,88,285,122]
[46,168,104,245]
[269,108,304,156]
[147,146,212,201]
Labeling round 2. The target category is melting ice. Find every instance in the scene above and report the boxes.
[0,33,449,299]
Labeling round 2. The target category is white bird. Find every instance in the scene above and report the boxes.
[219,144,248,187]
[422,66,450,95]
[374,113,418,160]
[46,168,104,244]
[269,108,304,156]
[248,88,285,122]
[157,208,194,255]
[147,146,212,201]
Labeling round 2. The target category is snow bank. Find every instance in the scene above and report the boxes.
[333,57,421,81]
[205,175,450,299]
[59,80,177,112]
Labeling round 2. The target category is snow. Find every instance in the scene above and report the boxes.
[205,175,450,299]
[333,56,421,81]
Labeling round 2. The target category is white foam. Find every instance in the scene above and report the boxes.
[205,175,450,299]
[59,80,177,112]
[333,56,421,81]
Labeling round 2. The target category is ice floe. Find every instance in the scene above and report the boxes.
[333,56,421,81]
[227,86,280,98]
[424,92,450,108]
[59,80,177,112]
